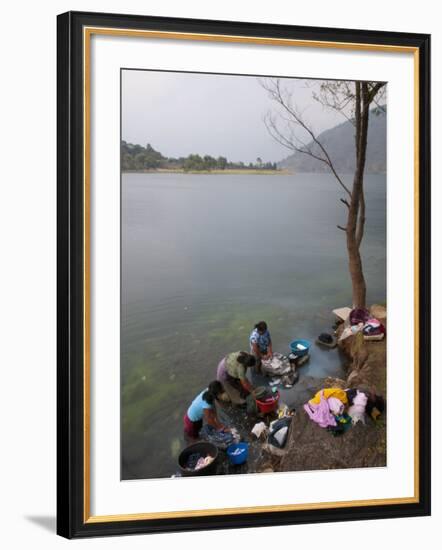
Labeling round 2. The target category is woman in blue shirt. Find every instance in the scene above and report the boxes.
[183,381,226,439]
[249,321,273,362]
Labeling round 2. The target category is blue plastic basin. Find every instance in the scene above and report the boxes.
[289,339,311,357]
[226,442,249,465]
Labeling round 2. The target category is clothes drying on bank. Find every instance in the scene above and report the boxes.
[309,388,348,406]
[304,392,337,429]
[348,390,368,425]
[327,396,345,415]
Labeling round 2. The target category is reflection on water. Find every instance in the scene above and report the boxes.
[121,172,386,479]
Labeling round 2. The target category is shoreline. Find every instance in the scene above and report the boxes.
[122,169,386,176]
[122,168,292,175]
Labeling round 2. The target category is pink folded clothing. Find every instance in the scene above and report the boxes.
[304,393,337,428]
[327,396,345,415]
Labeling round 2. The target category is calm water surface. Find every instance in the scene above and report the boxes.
[121,172,386,479]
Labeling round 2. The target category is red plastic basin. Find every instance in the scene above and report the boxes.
[256,392,279,413]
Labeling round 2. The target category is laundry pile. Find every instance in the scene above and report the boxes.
[362,318,385,340]
[304,387,385,434]
[338,307,386,342]
[185,452,215,471]
[261,352,299,388]
[347,388,385,421]
[200,425,240,449]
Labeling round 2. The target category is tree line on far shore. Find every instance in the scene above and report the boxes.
[121,141,279,171]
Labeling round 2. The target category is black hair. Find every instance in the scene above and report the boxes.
[237,351,257,368]
[202,380,224,405]
[255,321,268,333]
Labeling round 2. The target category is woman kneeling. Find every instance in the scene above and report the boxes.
[183,381,226,439]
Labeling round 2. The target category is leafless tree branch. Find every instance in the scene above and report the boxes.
[261,79,352,197]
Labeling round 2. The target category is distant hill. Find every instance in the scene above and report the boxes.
[278,107,386,174]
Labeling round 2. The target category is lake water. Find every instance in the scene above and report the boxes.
[121,172,386,479]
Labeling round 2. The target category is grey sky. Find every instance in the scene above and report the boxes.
[122,70,347,164]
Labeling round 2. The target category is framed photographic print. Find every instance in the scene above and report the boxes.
[57,11,431,538]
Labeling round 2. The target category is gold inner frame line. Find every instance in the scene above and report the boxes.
[82,26,420,524]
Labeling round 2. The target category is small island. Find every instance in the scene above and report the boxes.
[122,141,285,174]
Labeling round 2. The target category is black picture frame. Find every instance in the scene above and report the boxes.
[57,10,431,539]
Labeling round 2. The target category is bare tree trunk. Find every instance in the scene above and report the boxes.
[346,82,369,308]
[347,236,367,308]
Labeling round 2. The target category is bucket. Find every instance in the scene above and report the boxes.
[227,442,249,465]
[289,339,311,357]
[178,442,218,476]
[256,391,279,413]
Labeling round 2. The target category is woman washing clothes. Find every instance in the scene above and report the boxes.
[183,381,227,439]
[249,321,273,366]
[216,351,257,405]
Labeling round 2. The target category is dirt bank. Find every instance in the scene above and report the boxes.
[264,305,387,472]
